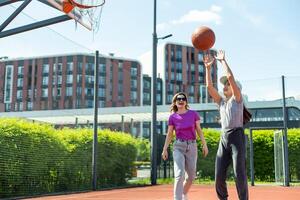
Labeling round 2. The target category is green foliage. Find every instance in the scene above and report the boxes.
[0,119,138,198]
[195,128,300,182]
[135,138,150,162]
[197,128,220,179]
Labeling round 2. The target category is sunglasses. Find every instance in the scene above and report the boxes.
[176,97,186,102]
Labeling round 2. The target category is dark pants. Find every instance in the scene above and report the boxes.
[215,128,249,200]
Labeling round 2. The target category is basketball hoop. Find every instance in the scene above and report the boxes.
[62,0,105,33]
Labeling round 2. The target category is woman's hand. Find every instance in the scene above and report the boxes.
[203,53,215,70]
[202,143,209,157]
[162,149,168,160]
[215,50,225,61]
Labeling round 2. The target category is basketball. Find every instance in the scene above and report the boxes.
[191,26,215,51]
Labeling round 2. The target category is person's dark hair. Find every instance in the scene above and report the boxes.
[170,92,189,113]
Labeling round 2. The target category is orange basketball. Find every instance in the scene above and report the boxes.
[191,26,215,51]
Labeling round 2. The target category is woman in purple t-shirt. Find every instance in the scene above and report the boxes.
[162,92,208,200]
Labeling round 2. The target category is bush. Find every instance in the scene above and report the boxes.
[195,128,300,182]
[0,118,138,198]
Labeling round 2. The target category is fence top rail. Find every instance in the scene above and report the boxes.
[249,127,284,131]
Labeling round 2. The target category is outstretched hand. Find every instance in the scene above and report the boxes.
[215,50,225,61]
[203,52,215,69]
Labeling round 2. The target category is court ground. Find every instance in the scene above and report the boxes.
[26,184,300,200]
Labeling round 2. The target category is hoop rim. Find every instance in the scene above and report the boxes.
[68,0,105,9]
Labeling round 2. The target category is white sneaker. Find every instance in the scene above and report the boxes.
[183,194,188,200]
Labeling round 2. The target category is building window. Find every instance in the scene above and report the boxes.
[42,77,48,86]
[99,100,105,108]
[42,64,49,74]
[191,64,195,72]
[171,62,175,71]
[118,62,123,70]
[86,100,93,108]
[199,65,204,73]
[56,63,62,72]
[156,95,161,102]
[57,75,62,85]
[42,89,48,97]
[189,85,194,93]
[66,75,73,84]
[100,63,106,72]
[131,67,138,76]
[85,63,94,74]
[98,88,105,97]
[198,76,204,83]
[57,88,61,96]
[17,78,23,87]
[27,102,33,111]
[168,83,173,92]
[77,74,82,83]
[118,72,123,81]
[5,103,11,112]
[76,87,82,96]
[171,72,175,81]
[85,75,94,84]
[77,62,83,73]
[85,88,94,96]
[131,79,137,88]
[67,62,73,72]
[17,90,23,100]
[131,91,137,100]
[4,65,13,103]
[198,53,203,61]
[144,80,150,89]
[66,87,72,96]
[118,84,123,94]
[157,82,161,90]
[176,48,182,60]
[176,72,182,81]
[167,95,173,103]
[18,66,24,75]
[188,96,194,103]
[144,93,150,101]
[177,62,182,71]
[99,76,105,85]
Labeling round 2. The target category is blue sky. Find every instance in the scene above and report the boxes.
[0,0,299,101]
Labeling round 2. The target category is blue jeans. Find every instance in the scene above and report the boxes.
[173,140,198,200]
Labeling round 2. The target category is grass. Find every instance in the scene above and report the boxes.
[128,178,300,187]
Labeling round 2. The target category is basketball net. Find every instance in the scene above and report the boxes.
[62,0,105,33]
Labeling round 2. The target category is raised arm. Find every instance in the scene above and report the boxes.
[203,53,222,104]
[215,50,242,102]
[161,125,174,160]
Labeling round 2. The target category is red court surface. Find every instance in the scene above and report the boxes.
[26,185,300,200]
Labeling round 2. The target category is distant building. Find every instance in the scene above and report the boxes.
[0,53,142,112]
[142,74,163,106]
[140,42,218,105]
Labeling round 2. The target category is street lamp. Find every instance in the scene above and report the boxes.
[151,0,172,185]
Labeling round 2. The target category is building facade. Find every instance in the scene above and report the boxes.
[162,42,218,104]
[141,42,218,105]
[0,53,142,112]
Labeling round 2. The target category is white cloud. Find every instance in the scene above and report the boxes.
[157,5,222,31]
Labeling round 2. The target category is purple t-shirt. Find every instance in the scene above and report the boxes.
[168,110,200,140]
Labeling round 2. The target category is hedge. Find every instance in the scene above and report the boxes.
[0,118,137,198]
[196,128,300,182]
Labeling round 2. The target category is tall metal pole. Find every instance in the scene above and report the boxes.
[151,0,158,185]
[92,50,99,190]
[281,75,290,186]
[249,129,254,186]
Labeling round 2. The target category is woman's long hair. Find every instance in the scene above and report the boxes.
[170,92,189,113]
